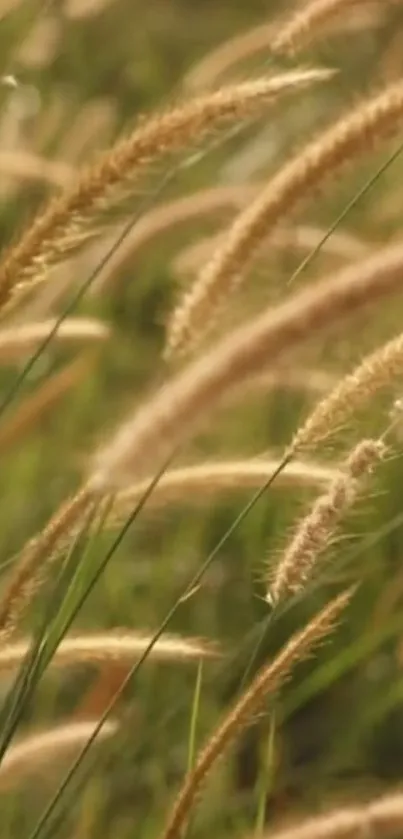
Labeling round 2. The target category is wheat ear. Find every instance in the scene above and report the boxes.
[0,631,219,672]
[161,588,353,839]
[291,330,403,455]
[268,439,386,604]
[0,488,94,636]
[258,790,403,839]
[90,243,403,489]
[0,71,329,311]
[0,720,117,784]
[166,79,403,358]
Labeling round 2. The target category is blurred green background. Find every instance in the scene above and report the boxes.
[1,1,403,837]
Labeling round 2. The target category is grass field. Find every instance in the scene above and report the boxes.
[1,1,403,837]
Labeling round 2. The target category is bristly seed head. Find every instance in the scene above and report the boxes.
[267,438,386,605]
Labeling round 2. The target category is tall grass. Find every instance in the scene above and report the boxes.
[1,1,403,838]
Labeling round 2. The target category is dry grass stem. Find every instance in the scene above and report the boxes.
[0,631,220,672]
[259,790,403,839]
[0,719,117,784]
[268,439,386,604]
[291,330,403,454]
[161,588,353,839]
[0,356,92,451]
[0,71,329,310]
[166,80,403,358]
[109,458,341,522]
[90,243,403,489]
[0,318,109,363]
[0,488,94,636]
[173,224,369,279]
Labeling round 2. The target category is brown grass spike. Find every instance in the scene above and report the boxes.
[272,0,366,56]
[0,488,93,636]
[90,243,403,488]
[160,588,354,839]
[257,789,403,839]
[268,439,386,604]
[166,79,403,358]
[291,330,403,455]
[0,71,329,311]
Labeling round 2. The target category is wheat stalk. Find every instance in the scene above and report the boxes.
[0,71,329,311]
[166,79,403,358]
[268,439,386,604]
[161,588,353,839]
[90,243,403,490]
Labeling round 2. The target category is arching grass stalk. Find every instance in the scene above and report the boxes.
[286,136,403,288]
[0,164,177,422]
[0,75,307,420]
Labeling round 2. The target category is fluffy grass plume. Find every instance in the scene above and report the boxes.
[257,790,403,839]
[0,631,220,672]
[108,458,341,521]
[272,0,366,56]
[92,184,260,294]
[0,318,109,363]
[0,720,117,785]
[0,71,329,312]
[0,150,73,188]
[184,1,385,90]
[161,588,354,839]
[268,439,386,604]
[90,243,403,489]
[291,329,403,454]
[184,22,275,91]
[0,488,94,636]
[166,80,403,358]
[173,224,369,279]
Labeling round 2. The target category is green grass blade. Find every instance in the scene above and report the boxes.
[286,139,403,288]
